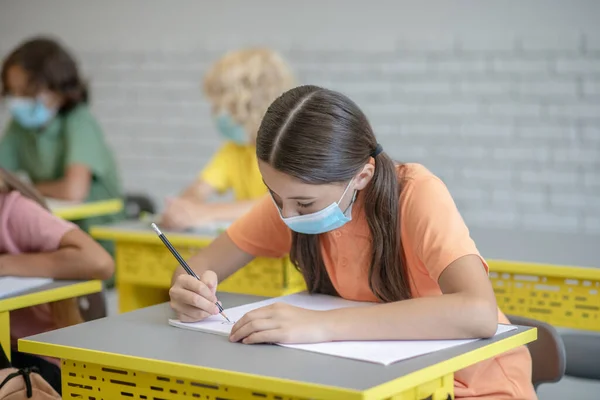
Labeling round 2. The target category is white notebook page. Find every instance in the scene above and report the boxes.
[169,292,517,365]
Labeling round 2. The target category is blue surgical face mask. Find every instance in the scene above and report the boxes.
[214,113,248,145]
[273,179,356,235]
[6,96,55,129]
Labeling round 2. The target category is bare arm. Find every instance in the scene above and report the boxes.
[35,164,92,202]
[196,200,258,221]
[161,179,259,229]
[0,228,114,280]
[325,255,498,340]
[180,180,215,203]
[181,180,258,220]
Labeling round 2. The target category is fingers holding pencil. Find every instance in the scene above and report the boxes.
[169,274,219,322]
[152,223,230,322]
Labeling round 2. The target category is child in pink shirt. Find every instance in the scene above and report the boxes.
[0,168,114,394]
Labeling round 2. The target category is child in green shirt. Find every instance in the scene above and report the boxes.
[0,37,123,283]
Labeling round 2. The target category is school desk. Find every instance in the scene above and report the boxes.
[47,198,124,221]
[470,228,600,332]
[0,280,102,361]
[89,220,304,313]
[19,293,536,400]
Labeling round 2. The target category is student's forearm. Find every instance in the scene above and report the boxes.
[324,293,498,342]
[0,249,108,280]
[180,180,214,203]
[193,200,257,222]
[35,179,87,202]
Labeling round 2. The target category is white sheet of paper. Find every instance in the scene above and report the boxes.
[46,198,80,211]
[0,277,53,300]
[169,292,518,365]
[143,216,231,235]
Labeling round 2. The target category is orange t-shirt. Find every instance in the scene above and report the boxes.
[226,163,537,400]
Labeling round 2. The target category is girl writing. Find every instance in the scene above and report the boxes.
[168,85,536,399]
[0,168,114,393]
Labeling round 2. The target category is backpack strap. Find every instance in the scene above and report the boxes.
[0,366,40,398]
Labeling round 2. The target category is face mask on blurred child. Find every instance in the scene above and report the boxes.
[6,95,56,129]
[214,112,248,145]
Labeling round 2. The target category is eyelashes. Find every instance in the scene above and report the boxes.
[269,189,315,210]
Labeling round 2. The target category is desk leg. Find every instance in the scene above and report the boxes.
[0,311,10,361]
[117,283,169,313]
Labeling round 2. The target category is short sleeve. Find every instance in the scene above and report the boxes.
[401,176,487,282]
[226,194,292,258]
[0,122,21,171]
[64,107,110,176]
[200,144,234,194]
[5,193,78,253]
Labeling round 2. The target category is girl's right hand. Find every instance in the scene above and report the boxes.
[169,270,221,322]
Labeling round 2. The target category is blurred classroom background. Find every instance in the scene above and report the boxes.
[1,1,598,398]
[2,0,598,231]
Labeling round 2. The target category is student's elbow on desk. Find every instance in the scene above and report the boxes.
[88,249,115,280]
[464,297,498,339]
[437,255,499,339]
[62,229,115,280]
[78,245,114,280]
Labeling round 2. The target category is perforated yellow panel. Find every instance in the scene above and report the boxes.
[115,242,306,296]
[386,373,453,400]
[62,360,308,400]
[489,261,600,331]
[61,360,454,400]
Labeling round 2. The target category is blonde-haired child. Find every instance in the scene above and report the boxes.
[160,48,295,229]
[0,168,114,393]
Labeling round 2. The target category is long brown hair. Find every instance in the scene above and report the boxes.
[256,85,411,302]
[1,36,88,114]
[0,168,83,328]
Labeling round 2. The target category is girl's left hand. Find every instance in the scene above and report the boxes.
[229,303,330,344]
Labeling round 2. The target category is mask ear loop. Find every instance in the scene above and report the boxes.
[339,177,357,215]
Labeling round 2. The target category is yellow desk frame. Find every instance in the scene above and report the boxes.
[19,303,536,400]
[488,260,600,332]
[0,280,102,360]
[51,198,123,221]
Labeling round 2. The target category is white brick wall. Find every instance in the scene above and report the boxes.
[0,0,598,234]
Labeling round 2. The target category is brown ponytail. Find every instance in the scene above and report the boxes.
[0,169,83,328]
[256,85,411,302]
[362,154,411,301]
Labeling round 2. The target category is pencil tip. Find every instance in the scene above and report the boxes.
[221,312,231,322]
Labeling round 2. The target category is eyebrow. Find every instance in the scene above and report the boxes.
[263,180,316,201]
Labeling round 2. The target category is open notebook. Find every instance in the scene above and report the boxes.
[169,292,517,366]
[0,277,53,300]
